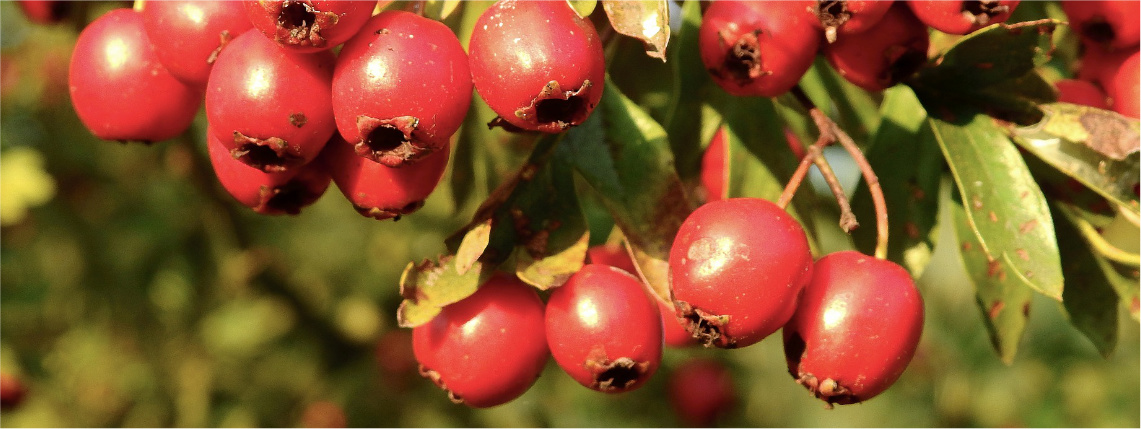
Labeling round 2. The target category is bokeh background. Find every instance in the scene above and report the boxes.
[1,1,1138,427]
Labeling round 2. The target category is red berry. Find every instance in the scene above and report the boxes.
[206,29,337,173]
[323,136,449,220]
[244,0,374,53]
[824,3,929,92]
[804,0,892,43]
[668,198,813,349]
[700,127,728,203]
[668,358,736,427]
[142,1,255,88]
[1076,45,1135,92]
[0,372,27,410]
[468,0,605,133]
[700,1,821,98]
[413,274,548,408]
[585,244,695,348]
[16,0,68,25]
[1062,0,1141,52]
[906,0,1020,35]
[206,127,331,215]
[1055,78,1110,109]
[68,8,201,142]
[333,11,472,167]
[546,264,663,393]
[1109,51,1140,118]
[783,251,924,406]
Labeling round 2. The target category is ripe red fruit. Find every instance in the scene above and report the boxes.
[142,1,254,88]
[585,244,695,348]
[0,372,27,410]
[906,0,1020,35]
[323,137,449,220]
[333,11,472,167]
[546,264,663,393]
[668,197,813,349]
[804,0,892,43]
[668,358,736,427]
[1076,45,1135,92]
[244,0,374,53]
[206,29,337,173]
[412,274,548,408]
[17,0,68,25]
[700,1,821,98]
[700,127,728,203]
[1062,1,1141,52]
[824,3,929,92]
[1109,51,1140,118]
[783,251,924,406]
[468,0,605,133]
[68,8,201,142]
[206,127,331,215]
[1055,78,1110,109]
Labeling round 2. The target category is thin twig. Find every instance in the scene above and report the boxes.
[828,121,890,260]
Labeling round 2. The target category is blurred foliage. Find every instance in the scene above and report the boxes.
[1,1,1139,428]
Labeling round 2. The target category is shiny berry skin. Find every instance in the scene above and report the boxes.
[546,264,663,393]
[804,0,892,43]
[668,197,813,349]
[17,0,68,25]
[142,1,255,88]
[782,251,924,406]
[412,274,548,408]
[699,1,821,98]
[668,358,736,427]
[823,3,929,92]
[333,11,473,167]
[468,0,605,133]
[586,244,695,348]
[206,127,331,215]
[68,8,202,142]
[1055,78,1110,110]
[1062,1,1141,52]
[323,136,449,220]
[906,0,1020,35]
[244,0,374,53]
[206,29,337,173]
[1109,51,1140,118]
[700,127,728,203]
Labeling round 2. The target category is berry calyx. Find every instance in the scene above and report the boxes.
[699,1,822,98]
[906,0,1020,35]
[1061,1,1141,53]
[244,0,374,53]
[323,136,450,221]
[586,244,695,348]
[782,250,924,406]
[805,0,893,43]
[206,127,331,215]
[823,3,929,92]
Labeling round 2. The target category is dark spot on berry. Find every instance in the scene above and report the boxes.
[962,0,1009,25]
[235,144,289,172]
[534,96,586,126]
[722,31,764,85]
[1080,19,1116,44]
[262,181,318,215]
[279,0,317,30]
[365,125,409,153]
[815,0,851,28]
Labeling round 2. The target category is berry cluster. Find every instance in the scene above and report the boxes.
[1059,1,1140,118]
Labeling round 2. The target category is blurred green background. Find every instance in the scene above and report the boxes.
[1,1,1138,427]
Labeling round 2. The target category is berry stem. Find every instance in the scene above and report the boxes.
[776,89,858,233]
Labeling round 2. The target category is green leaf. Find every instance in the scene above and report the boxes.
[1053,203,1121,357]
[423,0,461,21]
[952,197,1034,364]
[930,111,1064,300]
[663,0,710,181]
[1055,203,1141,321]
[1008,103,1141,215]
[566,0,596,18]
[799,57,881,144]
[601,0,669,61]
[396,255,494,328]
[852,86,942,277]
[562,79,691,303]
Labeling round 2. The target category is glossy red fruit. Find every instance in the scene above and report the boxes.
[783,251,924,406]
[1076,46,1135,92]
[207,127,330,215]
[700,1,821,98]
[468,0,605,133]
[586,244,695,348]
[333,11,472,167]
[1109,51,1140,118]
[68,8,201,142]
[804,0,892,43]
[244,0,374,53]
[700,127,728,203]
[142,1,254,88]
[668,358,736,427]
[824,3,929,92]
[206,30,336,173]
[324,137,449,220]
[413,274,548,408]
[669,197,813,349]
[906,0,1020,35]
[17,0,69,25]
[1062,1,1141,52]
[1055,78,1110,109]
[546,264,663,393]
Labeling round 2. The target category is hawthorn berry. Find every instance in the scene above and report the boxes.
[323,136,450,220]
[906,0,1020,35]
[700,127,728,203]
[0,372,26,410]
[783,251,924,406]
[804,0,893,43]
[412,274,548,408]
[68,8,201,142]
[1076,45,1135,92]
[546,264,663,393]
[16,0,68,25]
[468,0,605,133]
[699,1,821,98]
[244,0,374,53]
[333,10,473,167]
[206,127,331,215]
[668,198,813,349]
[1055,79,1110,110]
[1062,1,1141,52]
[1108,51,1140,118]
[586,244,695,348]
[142,1,255,88]
[668,358,736,427]
[205,29,337,173]
[823,3,929,92]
